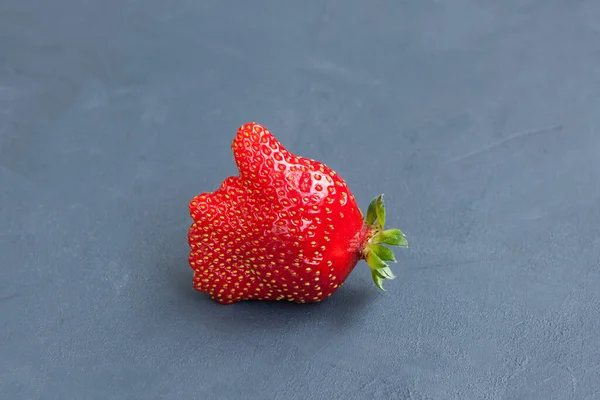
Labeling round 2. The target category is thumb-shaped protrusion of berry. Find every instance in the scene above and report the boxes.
[362,195,408,290]
[231,122,289,179]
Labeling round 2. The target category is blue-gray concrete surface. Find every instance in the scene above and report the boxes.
[2,1,600,399]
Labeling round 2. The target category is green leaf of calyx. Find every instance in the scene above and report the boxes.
[365,196,378,225]
[371,244,396,262]
[374,266,396,280]
[371,269,385,290]
[375,194,386,230]
[372,229,408,247]
[365,250,388,270]
[367,244,397,291]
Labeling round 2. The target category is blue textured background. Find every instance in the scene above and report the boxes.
[2,1,599,399]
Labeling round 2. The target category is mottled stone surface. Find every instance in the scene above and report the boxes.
[1,1,599,399]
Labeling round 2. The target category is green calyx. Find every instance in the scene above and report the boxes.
[362,194,408,291]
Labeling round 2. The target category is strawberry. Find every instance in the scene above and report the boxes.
[187,122,407,304]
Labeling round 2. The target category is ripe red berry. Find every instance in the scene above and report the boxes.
[187,122,407,304]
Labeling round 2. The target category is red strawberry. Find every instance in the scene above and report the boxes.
[187,122,407,304]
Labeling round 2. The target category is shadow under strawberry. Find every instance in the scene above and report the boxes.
[192,280,381,351]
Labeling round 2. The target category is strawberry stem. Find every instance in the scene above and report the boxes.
[362,195,408,291]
